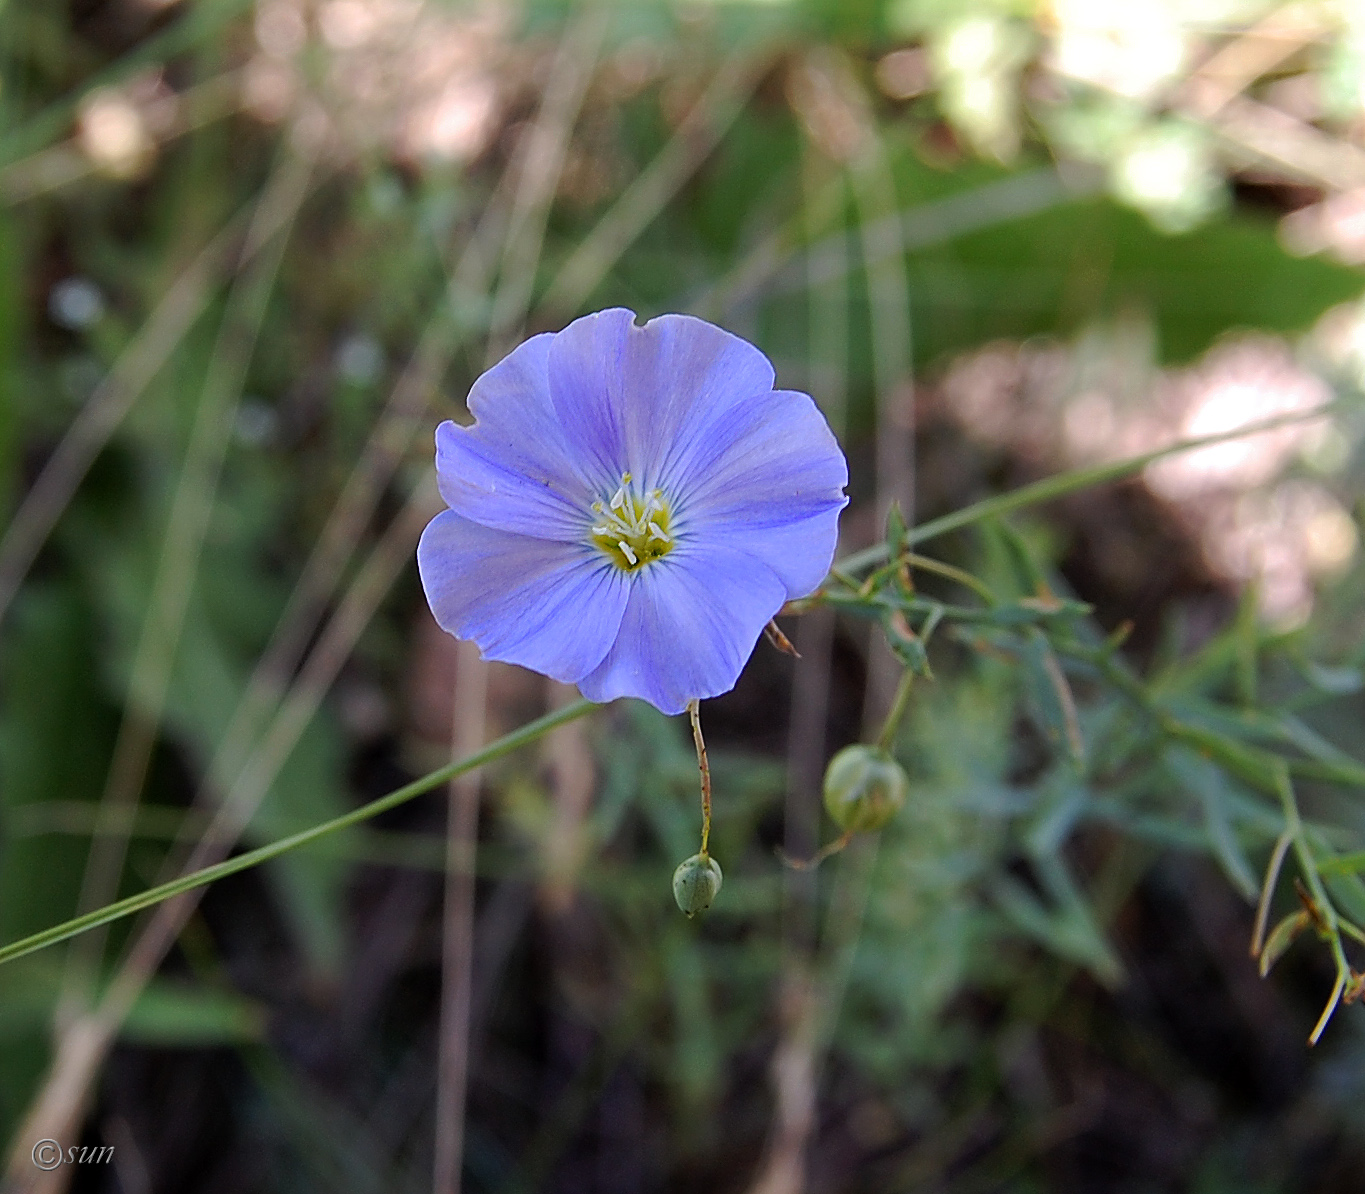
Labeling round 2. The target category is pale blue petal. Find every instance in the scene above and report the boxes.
[678,388,848,597]
[418,510,628,682]
[575,544,787,715]
[434,421,590,542]
[691,505,845,600]
[433,333,597,541]
[546,309,776,489]
[464,331,585,488]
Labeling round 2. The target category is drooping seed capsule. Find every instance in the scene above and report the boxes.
[822,744,908,834]
[672,853,723,917]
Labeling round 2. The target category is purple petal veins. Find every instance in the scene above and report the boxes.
[546,308,776,490]
[418,307,850,713]
[576,545,788,715]
[417,511,628,681]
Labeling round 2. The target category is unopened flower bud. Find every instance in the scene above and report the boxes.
[822,745,908,833]
[672,852,723,917]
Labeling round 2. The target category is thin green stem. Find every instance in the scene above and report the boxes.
[777,831,853,871]
[1271,762,1356,1045]
[0,699,598,968]
[689,699,713,858]
[1274,764,1334,927]
[835,401,1345,575]
[1252,830,1293,958]
[1340,920,1365,948]
[876,670,916,753]
[904,553,997,605]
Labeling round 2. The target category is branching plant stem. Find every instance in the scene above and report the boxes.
[835,401,1345,574]
[1268,763,1357,1045]
[1252,830,1293,958]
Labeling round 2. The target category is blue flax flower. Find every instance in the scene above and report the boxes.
[417,308,848,715]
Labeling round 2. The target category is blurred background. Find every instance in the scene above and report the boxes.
[4,0,1365,1191]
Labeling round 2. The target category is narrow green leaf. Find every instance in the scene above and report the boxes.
[1319,851,1365,877]
[884,611,931,677]
[988,518,1050,600]
[886,500,909,560]
[1020,628,1085,767]
[121,981,266,1045]
[1324,871,1365,925]
[1258,910,1310,977]
[1168,748,1260,901]
[991,873,1124,988]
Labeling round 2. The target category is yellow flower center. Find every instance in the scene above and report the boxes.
[590,472,675,572]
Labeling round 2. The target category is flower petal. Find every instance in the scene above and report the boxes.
[418,509,628,682]
[546,308,777,490]
[435,421,590,542]
[680,388,848,597]
[575,544,787,715]
[433,333,596,541]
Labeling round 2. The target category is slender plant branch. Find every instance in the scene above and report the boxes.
[876,670,916,753]
[834,401,1345,574]
[903,553,997,604]
[1251,830,1293,958]
[689,699,713,858]
[1268,762,1356,1045]
[0,700,597,969]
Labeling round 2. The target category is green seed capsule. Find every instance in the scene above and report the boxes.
[672,853,723,917]
[822,744,908,834]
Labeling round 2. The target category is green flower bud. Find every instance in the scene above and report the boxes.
[822,744,908,834]
[672,853,723,917]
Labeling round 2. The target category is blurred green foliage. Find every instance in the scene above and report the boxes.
[3,0,1365,1190]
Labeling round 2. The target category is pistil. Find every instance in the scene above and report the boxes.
[590,472,675,571]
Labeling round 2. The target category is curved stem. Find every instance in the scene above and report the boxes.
[1272,762,1356,1045]
[689,699,713,858]
[903,553,997,605]
[0,698,598,968]
[875,670,915,753]
[777,831,852,871]
[834,400,1344,575]
[1252,830,1293,958]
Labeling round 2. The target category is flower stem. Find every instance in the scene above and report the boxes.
[834,400,1344,575]
[689,699,712,858]
[777,830,852,871]
[904,553,996,605]
[875,669,915,753]
[0,698,599,968]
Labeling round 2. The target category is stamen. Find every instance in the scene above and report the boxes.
[590,473,675,571]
